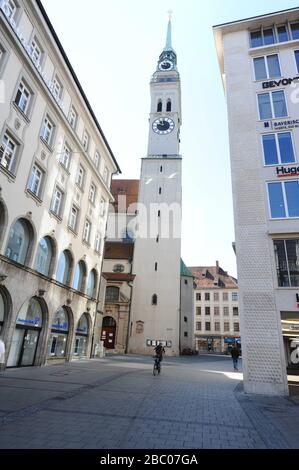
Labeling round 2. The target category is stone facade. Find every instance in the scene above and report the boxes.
[0,0,119,368]
[214,8,299,395]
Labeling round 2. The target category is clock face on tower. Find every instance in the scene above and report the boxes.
[152,117,175,135]
[158,60,173,71]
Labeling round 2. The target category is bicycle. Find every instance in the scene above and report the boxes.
[153,355,161,376]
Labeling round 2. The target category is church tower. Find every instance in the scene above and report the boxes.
[129,15,182,355]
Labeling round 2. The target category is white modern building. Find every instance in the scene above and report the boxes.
[214,7,299,395]
[0,0,120,368]
[129,17,182,355]
[190,263,239,354]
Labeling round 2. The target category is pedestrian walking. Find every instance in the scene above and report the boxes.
[231,344,240,371]
[0,338,5,364]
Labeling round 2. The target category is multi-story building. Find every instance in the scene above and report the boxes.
[0,0,120,368]
[101,180,138,353]
[190,262,239,353]
[214,7,299,395]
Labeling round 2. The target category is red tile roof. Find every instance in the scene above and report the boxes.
[102,273,135,282]
[189,265,238,289]
[111,179,139,212]
[104,242,134,260]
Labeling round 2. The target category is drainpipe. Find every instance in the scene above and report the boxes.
[125,281,133,354]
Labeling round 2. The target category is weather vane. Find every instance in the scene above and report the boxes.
[168,9,173,21]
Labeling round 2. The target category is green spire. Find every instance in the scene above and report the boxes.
[164,10,174,51]
[164,18,172,51]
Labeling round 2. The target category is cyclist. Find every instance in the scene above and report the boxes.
[154,343,165,364]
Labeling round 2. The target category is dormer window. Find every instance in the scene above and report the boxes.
[53,75,63,99]
[2,0,17,19]
[83,131,90,152]
[29,37,43,65]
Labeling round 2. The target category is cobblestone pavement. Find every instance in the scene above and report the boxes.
[0,354,298,449]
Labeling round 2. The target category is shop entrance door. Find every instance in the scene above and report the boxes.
[101,326,116,349]
[7,328,40,367]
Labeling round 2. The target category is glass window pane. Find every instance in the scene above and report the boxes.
[17,298,42,327]
[268,183,286,218]
[278,133,295,164]
[35,238,52,276]
[262,134,278,165]
[274,240,289,287]
[250,30,263,48]
[295,51,299,73]
[272,91,287,118]
[291,22,299,40]
[52,308,69,331]
[267,55,281,78]
[254,57,267,80]
[277,25,289,42]
[87,271,95,297]
[263,28,275,45]
[258,93,272,119]
[285,240,299,287]
[6,220,29,265]
[285,181,299,217]
[76,314,88,334]
[56,252,69,284]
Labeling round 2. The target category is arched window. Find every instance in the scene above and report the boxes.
[5,218,33,265]
[0,200,7,249]
[102,316,116,327]
[166,99,171,112]
[87,269,97,298]
[152,294,158,305]
[74,313,89,357]
[48,307,70,358]
[56,250,72,285]
[72,261,87,292]
[106,287,119,302]
[157,100,162,112]
[35,237,53,276]
[7,297,44,368]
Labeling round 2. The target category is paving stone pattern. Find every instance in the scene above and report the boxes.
[0,354,298,449]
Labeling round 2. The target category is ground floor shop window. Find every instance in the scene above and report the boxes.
[73,314,89,357]
[48,307,69,358]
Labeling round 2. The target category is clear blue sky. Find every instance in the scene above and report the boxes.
[43,0,299,278]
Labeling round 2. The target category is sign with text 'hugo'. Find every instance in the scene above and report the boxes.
[276,165,299,178]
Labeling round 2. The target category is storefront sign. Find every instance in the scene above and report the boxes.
[297,293,299,308]
[262,77,299,89]
[276,166,299,177]
[52,322,68,330]
[264,119,299,131]
[0,0,64,110]
[17,316,41,326]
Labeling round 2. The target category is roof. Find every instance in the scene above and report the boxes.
[180,259,193,278]
[111,180,139,211]
[189,264,238,289]
[213,7,299,29]
[104,242,134,260]
[213,7,299,85]
[102,273,135,282]
[36,0,121,173]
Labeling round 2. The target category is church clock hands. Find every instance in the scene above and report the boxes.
[152,117,174,135]
[158,60,174,71]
